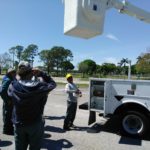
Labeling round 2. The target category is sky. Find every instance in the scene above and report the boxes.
[0,0,150,68]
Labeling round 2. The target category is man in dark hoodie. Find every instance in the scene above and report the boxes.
[8,61,56,150]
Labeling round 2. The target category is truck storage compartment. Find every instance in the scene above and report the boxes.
[90,80,105,111]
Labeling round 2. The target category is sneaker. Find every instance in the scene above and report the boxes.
[63,126,70,130]
[69,124,77,128]
[3,131,14,135]
[63,125,70,130]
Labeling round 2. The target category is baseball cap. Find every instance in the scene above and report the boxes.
[7,68,16,74]
[18,61,32,76]
[18,61,32,70]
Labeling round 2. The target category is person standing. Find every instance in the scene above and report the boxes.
[1,68,16,135]
[8,61,56,150]
[63,73,82,130]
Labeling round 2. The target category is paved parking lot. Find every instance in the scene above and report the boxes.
[0,85,150,150]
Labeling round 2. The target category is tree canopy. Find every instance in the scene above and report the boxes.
[5,43,150,78]
[78,59,97,77]
[136,52,150,74]
[100,63,117,75]
[21,44,38,66]
[9,45,24,67]
[39,46,73,75]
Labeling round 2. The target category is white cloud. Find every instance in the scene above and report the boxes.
[105,33,119,41]
[101,57,119,65]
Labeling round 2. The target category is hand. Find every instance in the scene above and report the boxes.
[75,89,82,97]
[75,89,80,94]
[32,68,41,76]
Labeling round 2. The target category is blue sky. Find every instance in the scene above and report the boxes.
[0,0,150,68]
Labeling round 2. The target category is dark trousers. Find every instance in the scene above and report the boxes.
[14,120,44,150]
[2,102,14,134]
[64,101,77,127]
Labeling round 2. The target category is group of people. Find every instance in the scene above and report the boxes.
[0,61,82,150]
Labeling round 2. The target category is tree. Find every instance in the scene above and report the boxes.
[39,46,73,75]
[9,47,16,67]
[119,58,129,67]
[61,61,74,74]
[78,59,97,77]
[118,58,129,75]
[22,44,38,66]
[49,46,73,75]
[9,45,24,67]
[39,50,53,74]
[131,64,137,74]
[101,63,117,75]
[136,52,150,74]
[96,64,103,77]
[15,45,24,63]
[0,52,12,72]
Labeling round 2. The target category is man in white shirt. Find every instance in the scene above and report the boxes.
[63,73,82,130]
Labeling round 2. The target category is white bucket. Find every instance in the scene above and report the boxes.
[64,0,107,39]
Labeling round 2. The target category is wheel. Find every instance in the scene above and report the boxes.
[120,111,149,137]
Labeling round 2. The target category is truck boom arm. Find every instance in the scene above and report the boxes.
[63,0,150,38]
[111,0,150,23]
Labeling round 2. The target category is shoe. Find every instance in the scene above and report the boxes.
[63,125,70,130]
[69,123,77,128]
[3,131,14,135]
[63,127,70,130]
[70,124,77,128]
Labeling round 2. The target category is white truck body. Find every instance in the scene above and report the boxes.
[88,78,150,137]
[89,78,150,115]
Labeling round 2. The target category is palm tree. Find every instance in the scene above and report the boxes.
[119,58,129,67]
[118,58,131,79]
[136,56,142,64]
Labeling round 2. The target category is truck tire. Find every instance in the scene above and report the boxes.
[120,111,149,138]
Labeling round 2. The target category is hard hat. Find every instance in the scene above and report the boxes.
[66,73,72,79]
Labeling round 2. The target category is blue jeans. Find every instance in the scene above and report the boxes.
[14,120,44,150]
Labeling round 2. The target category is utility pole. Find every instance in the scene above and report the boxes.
[127,60,131,80]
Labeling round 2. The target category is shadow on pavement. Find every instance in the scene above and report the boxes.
[44,116,65,120]
[87,115,150,146]
[42,138,73,150]
[0,140,13,147]
[79,102,88,110]
[119,136,142,146]
[87,115,120,134]
[45,125,65,133]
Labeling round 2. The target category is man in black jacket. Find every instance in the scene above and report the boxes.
[8,61,56,150]
[1,68,16,135]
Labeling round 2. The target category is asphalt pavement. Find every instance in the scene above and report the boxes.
[0,85,150,150]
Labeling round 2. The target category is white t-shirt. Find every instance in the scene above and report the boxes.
[65,82,79,102]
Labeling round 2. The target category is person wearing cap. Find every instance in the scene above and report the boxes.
[63,73,82,130]
[8,61,56,150]
[1,68,16,135]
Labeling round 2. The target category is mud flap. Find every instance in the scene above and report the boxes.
[88,111,96,125]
